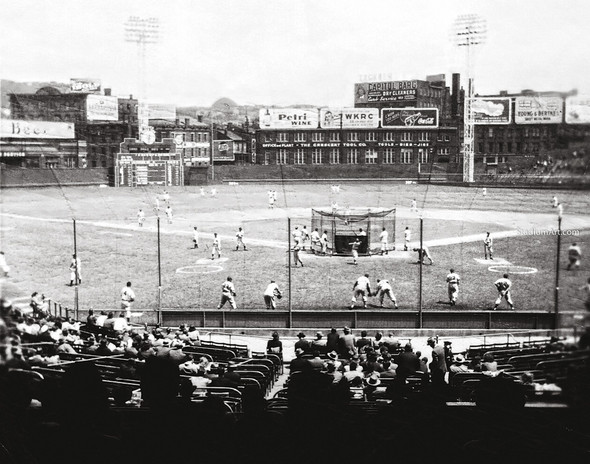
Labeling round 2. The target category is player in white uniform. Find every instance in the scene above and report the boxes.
[137,209,145,227]
[121,281,136,321]
[162,190,170,204]
[218,276,237,309]
[413,247,434,265]
[211,233,222,259]
[268,190,275,208]
[493,273,514,310]
[236,227,247,251]
[482,188,487,197]
[0,251,9,277]
[69,254,81,286]
[484,232,494,260]
[311,228,321,254]
[552,196,558,208]
[557,203,563,218]
[165,205,173,224]
[349,238,362,265]
[263,280,282,309]
[320,230,329,255]
[301,226,310,251]
[410,199,417,212]
[351,273,372,309]
[567,243,582,270]
[404,227,411,251]
[154,197,160,212]
[379,227,389,255]
[192,227,199,249]
[446,269,460,306]
[200,187,205,197]
[211,187,217,197]
[375,278,397,309]
[292,226,302,245]
[292,242,304,267]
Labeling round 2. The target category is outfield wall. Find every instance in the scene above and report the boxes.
[0,167,110,187]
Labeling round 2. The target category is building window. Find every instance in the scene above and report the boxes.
[365,132,377,142]
[346,148,358,164]
[498,142,504,153]
[418,132,430,142]
[312,132,324,142]
[264,133,273,143]
[277,149,288,165]
[190,133,195,142]
[383,148,395,164]
[438,147,449,156]
[294,149,305,164]
[444,134,450,142]
[524,128,529,137]
[264,152,271,165]
[478,143,484,153]
[384,132,395,142]
[365,149,377,164]
[488,142,494,152]
[418,148,429,163]
[312,148,323,164]
[347,132,359,142]
[294,132,306,142]
[330,148,340,164]
[488,128,494,137]
[329,132,340,142]
[507,142,513,152]
[278,132,288,142]
[401,132,412,142]
[400,149,412,164]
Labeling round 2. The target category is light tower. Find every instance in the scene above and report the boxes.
[452,14,487,183]
[124,16,160,142]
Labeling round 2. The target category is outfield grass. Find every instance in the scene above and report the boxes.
[0,183,588,312]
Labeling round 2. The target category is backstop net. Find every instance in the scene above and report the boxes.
[311,207,396,255]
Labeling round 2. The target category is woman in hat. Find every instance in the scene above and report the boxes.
[266,332,283,359]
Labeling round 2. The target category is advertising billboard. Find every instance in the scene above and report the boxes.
[515,96,563,124]
[1,119,75,139]
[565,96,590,124]
[381,108,438,128]
[86,95,118,121]
[213,140,234,161]
[146,103,177,120]
[259,108,319,129]
[354,80,418,105]
[70,78,101,93]
[472,98,512,124]
[319,108,379,129]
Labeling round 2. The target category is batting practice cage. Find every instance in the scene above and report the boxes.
[311,208,396,255]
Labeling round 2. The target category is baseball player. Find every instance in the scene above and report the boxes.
[236,227,247,251]
[292,242,304,267]
[311,228,321,254]
[567,243,582,270]
[192,226,199,249]
[69,253,81,286]
[268,190,275,209]
[154,197,160,212]
[301,226,310,251]
[121,281,136,321]
[137,209,145,227]
[211,233,222,260]
[349,238,362,265]
[375,278,398,309]
[482,188,487,197]
[379,227,389,255]
[200,187,206,197]
[162,190,170,204]
[413,247,433,265]
[493,273,515,310]
[484,232,494,260]
[552,196,558,208]
[210,187,217,198]
[218,276,237,310]
[446,268,460,306]
[410,199,417,212]
[292,226,302,245]
[165,205,173,224]
[351,273,372,309]
[0,251,9,277]
[580,277,590,311]
[557,202,563,218]
[404,227,411,251]
[263,280,282,309]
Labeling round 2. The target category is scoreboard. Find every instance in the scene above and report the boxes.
[115,138,183,187]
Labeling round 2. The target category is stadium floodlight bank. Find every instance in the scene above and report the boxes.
[311,207,396,255]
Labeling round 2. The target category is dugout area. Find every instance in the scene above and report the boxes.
[311,207,396,255]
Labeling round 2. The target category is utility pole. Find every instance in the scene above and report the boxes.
[554,213,562,331]
[288,217,292,328]
[157,216,162,325]
[418,216,424,328]
[73,219,79,320]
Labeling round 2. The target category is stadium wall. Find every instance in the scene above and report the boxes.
[0,167,109,187]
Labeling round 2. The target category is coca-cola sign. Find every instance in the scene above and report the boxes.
[381,108,438,128]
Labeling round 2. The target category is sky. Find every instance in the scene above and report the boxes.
[0,0,588,107]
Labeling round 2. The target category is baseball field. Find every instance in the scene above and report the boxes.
[0,182,588,314]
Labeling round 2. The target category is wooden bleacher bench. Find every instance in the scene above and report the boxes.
[467,341,520,359]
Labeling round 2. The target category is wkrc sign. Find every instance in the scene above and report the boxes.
[319,108,379,129]
[381,108,438,129]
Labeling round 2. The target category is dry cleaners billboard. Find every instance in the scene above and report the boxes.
[472,97,511,124]
[259,108,319,129]
[354,80,418,104]
[515,96,563,124]
[319,108,379,129]
[381,108,438,128]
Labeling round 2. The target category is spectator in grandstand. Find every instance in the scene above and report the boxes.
[29,292,48,317]
[326,327,340,353]
[290,348,310,373]
[351,273,372,309]
[102,311,116,331]
[382,332,400,352]
[374,278,398,309]
[443,341,454,371]
[580,277,590,312]
[413,246,434,265]
[311,331,327,353]
[95,310,108,327]
[361,350,384,374]
[567,242,582,270]
[396,343,420,380]
[263,280,282,309]
[266,331,283,357]
[294,332,310,353]
[292,242,304,267]
[469,355,482,372]
[112,312,128,332]
[324,361,343,384]
[418,356,429,374]
[381,360,398,378]
[404,226,411,250]
[217,276,237,310]
[343,360,364,383]
[355,330,372,353]
[339,326,357,358]
[449,354,469,375]
[482,352,498,373]
[427,337,448,385]
[493,273,515,310]
[308,350,325,371]
[0,251,9,277]
[364,373,383,401]
[121,282,136,321]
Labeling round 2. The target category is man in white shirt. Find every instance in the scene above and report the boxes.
[567,243,582,270]
[218,276,237,309]
[69,254,81,286]
[211,233,222,259]
[310,228,321,254]
[137,209,145,227]
[192,226,199,249]
[165,205,173,224]
[121,282,136,321]
[375,278,397,309]
[446,269,460,306]
[379,227,389,255]
[320,230,329,255]
[493,273,514,310]
[236,227,247,251]
[351,273,372,309]
[404,227,411,251]
[263,280,282,309]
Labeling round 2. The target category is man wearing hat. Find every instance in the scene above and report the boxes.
[339,326,356,358]
[290,348,310,373]
[446,269,460,306]
[311,332,327,354]
[263,280,282,309]
[294,332,311,353]
[427,336,448,385]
